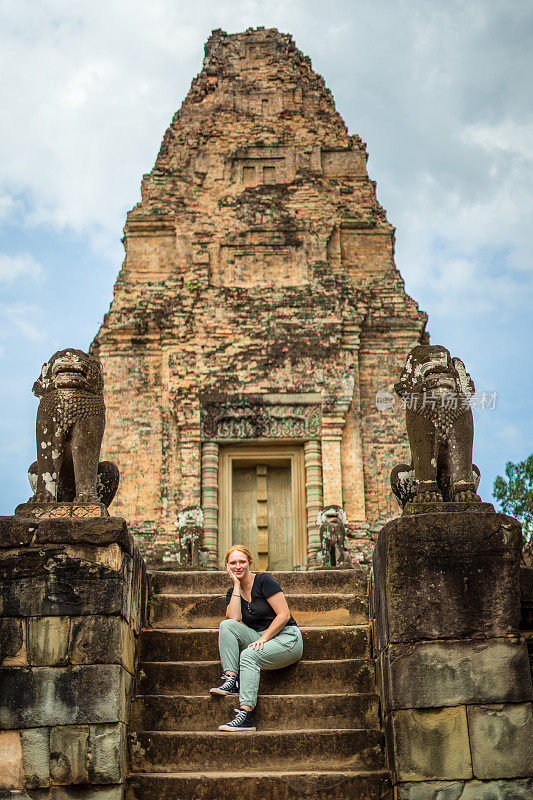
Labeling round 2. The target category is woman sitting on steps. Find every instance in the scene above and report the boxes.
[210,544,303,732]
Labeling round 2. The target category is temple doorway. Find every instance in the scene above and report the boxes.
[218,444,306,570]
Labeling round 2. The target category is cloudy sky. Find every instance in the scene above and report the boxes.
[1,0,532,512]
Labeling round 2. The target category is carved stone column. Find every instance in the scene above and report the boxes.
[201,442,219,568]
[304,440,323,565]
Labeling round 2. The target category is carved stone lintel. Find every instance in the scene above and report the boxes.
[201,397,321,441]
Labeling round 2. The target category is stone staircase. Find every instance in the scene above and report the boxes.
[126,569,392,800]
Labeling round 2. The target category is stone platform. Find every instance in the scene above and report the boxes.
[0,514,147,798]
[371,505,533,797]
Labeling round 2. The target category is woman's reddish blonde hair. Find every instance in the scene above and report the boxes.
[225,545,254,566]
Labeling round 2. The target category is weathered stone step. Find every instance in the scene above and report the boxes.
[140,625,370,662]
[151,569,368,596]
[138,658,375,695]
[129,729,385,773]
[127,769,393,800]
[130,692,380,731]
[150,593,368,628]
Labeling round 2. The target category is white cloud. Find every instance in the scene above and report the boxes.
[463,120,533,161]
[0,253,43,283]
[0,0,213,258]
[419,258,532,319]
[0,303,44,344]
[388,111,533,319]
[0,194,18,220]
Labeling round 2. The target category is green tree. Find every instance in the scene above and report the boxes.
[493,455,533,549]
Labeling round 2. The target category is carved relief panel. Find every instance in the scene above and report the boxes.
[201,395,322,441]
[210,230,309,287]
[123,216,177,277]
[233,92,283,116]
[326,222,394,285]
[231,146,293,186]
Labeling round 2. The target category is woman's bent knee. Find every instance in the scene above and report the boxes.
[219,618,241,632]
[239,648,258,666]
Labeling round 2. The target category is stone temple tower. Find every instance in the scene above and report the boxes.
[92,27,427,569]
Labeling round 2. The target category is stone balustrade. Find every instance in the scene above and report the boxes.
[0,515,147,799]
[371,504,533,798]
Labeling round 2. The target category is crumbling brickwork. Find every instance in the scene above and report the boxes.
[92,27,427,566]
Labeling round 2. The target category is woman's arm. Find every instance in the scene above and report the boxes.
[225,565,242,621]
[247,591,291,649]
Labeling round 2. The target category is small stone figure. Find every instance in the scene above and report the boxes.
[174,507,208,568]
[19,349,118,516]
[316,505,351,568]
[391,344,481,506]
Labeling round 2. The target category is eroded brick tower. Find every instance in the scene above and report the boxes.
[92,27,427,569]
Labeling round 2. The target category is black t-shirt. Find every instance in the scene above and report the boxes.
[225,572,297,632]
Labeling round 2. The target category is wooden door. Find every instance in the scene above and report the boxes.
[231,462,293,571]
[266,465,292,571]
[218,444,306,570]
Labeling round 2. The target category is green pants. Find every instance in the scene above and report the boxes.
[218,618,304,708]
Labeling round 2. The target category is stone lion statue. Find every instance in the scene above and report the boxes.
[391,344,481,505]
[316,505,351,568]
[28,348,118,506]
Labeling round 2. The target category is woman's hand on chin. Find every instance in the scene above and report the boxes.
[226,564,241,586]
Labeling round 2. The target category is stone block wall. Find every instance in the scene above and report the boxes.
[0,516,147,799]
[371,506,533,798]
